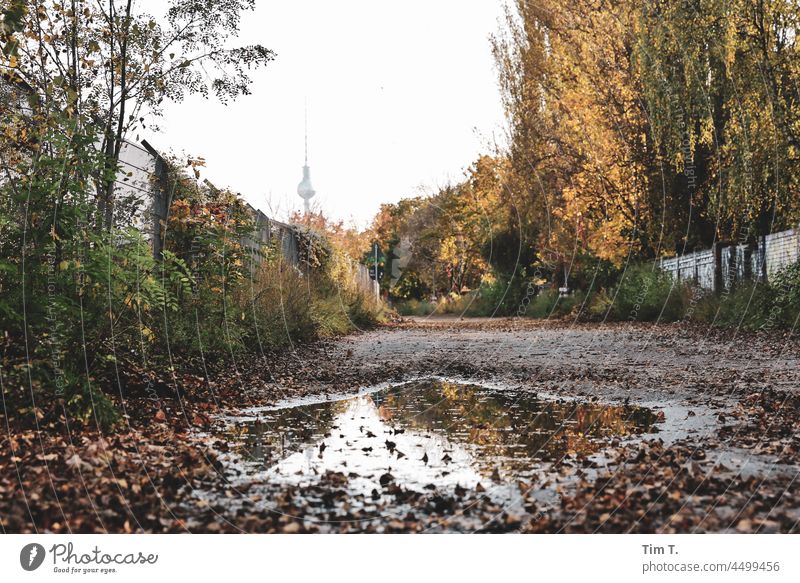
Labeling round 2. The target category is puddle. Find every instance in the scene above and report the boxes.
[213,379,660,511]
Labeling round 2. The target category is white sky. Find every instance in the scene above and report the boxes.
[151,0,507,228]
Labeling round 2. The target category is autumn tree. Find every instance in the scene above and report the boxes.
[635,0,800,245]
[1,0,274,229]
[0,0,273,425]
[369,156,509,300]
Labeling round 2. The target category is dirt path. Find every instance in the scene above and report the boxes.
[261,316,799,405]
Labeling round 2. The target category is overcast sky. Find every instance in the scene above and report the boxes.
[153,0,507,228]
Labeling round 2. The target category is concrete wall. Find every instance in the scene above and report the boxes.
[764,228,799,280]
[660,227,800,292]
[118,140,376,298]
[355,262,380,301]
[117,140,161,246]
[659,248,715,289]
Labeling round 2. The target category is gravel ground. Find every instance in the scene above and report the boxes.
[263,317,799,405]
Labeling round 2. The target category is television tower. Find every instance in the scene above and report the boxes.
[296,103,316,214]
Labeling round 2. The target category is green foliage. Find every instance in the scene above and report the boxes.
[0,118,129,427]
[161,183,382,357]
[394,299,435,317]
[372,156,511,303]
[693,262,800,330]
[1,0,278,429]
[527,289,583,319]
[347,291,383,328]
[0,116,379,430]
[311,297,353,337]
[606,264,688,322]
[695,285,772,330]
[765,261,800,329]
[66,379,120,428]
[395,282,583,320]
[474,275,537,317]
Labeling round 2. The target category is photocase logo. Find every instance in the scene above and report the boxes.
[20,543,46,571]
[389,236,412,287]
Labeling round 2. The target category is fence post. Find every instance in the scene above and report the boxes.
[713,242,722,294]
[141,140,171,260]
[743,244,752,282]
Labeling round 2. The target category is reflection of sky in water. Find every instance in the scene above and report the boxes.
[219,380,658,506]
[267,396,486,495]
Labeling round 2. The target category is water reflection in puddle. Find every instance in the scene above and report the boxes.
[218,380,659,505]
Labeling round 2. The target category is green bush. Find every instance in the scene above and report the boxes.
[395,298,438,316]
[391,258,800,329]
[586,288,614,320]
[537,289,585,318]
[347,291,383,328]
[692,261,800,330]
[470,275,538,317]
[607,264,687,322]
[0,122,380,429]
[764,261,800,328]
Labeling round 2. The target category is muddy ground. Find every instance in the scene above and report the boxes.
[2,318,799,533]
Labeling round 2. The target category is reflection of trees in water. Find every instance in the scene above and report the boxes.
[225,380,658,474]
[229,401,340,467]
[373,381,657,464]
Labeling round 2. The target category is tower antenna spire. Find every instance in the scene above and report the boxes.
[297,98,316,215]
[304,98,308,166]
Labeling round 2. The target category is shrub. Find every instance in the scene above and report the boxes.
[692,261,800,330]
[607,264,687,322]
[526,288,582,318]
[347,291,383,328]
[764,261,800,329]
[0,135,380,430]
[395,298,437,316]
[586,288,614,320]
[470,275,539,317]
